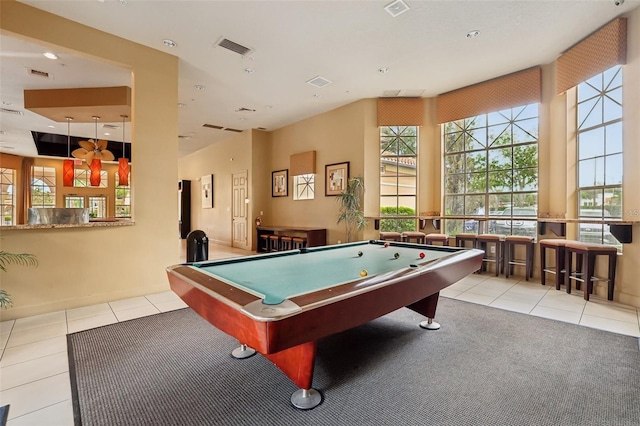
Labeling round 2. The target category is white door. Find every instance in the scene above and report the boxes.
[232,170,248,249]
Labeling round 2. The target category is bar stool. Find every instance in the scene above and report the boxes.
[259,234,270,252]
[476,234,505,276]
[402,231,426,244]
[292,237,307,250]
[268,235,280,252]
[455,233,477,249]
[380,232,402,242]
[539,239,567,290]
[565,241,618,301]
[425,233,450,246]
[504,235,535,280]
[280,236,293,251]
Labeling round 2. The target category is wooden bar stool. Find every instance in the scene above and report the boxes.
[292,237,307,250]
[280,236,293,251]
[425,233,449,246]
[268,235,280,252]
[455,233,477,249]
[259,234,270,252]
[379,232,402,242]
[402,231,426,244]
[539,239,566,290]
[476,234,505,276]
[565,241,618,301]
[504,235,535,280]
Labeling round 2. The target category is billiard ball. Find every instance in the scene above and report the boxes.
[357,251,363,257]
[419,252,425,259]
[360,269,368,277]
[384,243,389,248]
[394,252,400,259]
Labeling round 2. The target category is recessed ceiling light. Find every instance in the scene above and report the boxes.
[466,30,480,39]
[178,103,186,108]
[378,67,390,74]
[43,52,58,60]
[244,68,255,74]
[104,132,110,136]
[194,85,205,91]
[384,0,410,18]
[48,125,55,128]
[163,39,177,48]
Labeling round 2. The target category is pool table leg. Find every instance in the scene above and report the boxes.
[406,292,441,330]
[231,343,256,359]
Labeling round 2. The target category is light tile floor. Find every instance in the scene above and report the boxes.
[1,244,639,425]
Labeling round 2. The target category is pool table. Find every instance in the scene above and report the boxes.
[167,240,483,409]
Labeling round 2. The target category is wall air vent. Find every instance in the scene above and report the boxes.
[202,124,224,129]
[306,76,332,88]
[27,68,52,79]
[1,108,24,116]
[224,128,243,133]
[214,37,253,56]
[257,127,267,131]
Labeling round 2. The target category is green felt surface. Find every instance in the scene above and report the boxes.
[195,242,453,305]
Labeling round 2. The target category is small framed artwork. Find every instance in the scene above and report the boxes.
[272,169,288,197]
[325,161,349,196]
[201,174,214,208]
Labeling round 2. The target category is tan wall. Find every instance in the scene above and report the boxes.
[178,131,252,247]
[0,2,179,320]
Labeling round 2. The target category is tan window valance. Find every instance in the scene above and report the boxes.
[436,67,541,124]
[556,18,627,94]
[290,150,316,176]
[377,98,424,126]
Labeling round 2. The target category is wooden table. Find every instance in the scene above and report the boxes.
[256,225,326,252]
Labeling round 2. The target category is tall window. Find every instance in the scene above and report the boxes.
[443,104,539,237]
[1,168,15,226]
[576,65,622,248]
[293,174,314,200]
[74,169,107,187]
[65,196,84,208]
[88,196,107,218]
[31,166,56,208]
[115,171,131,217]
[380,126,418,232]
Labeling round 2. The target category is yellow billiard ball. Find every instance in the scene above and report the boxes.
[360,269,368,277]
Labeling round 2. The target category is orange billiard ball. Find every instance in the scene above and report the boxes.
[360,269,368,277]
[419,252,425,259]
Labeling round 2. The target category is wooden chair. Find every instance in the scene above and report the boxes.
[455,233,477,249]
[504,235,535,280]
[476,234,505,276]
[565,241,618,301]
[539,239,567,290]
[402,231,426,244]
[280,236,293,251]
[268,235,280,252]
[425,233,449,246]
[292,237,307,250]
[379,232,402,242]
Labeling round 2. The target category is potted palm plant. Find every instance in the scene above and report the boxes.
[336,176,366,243]
[0,251,38,309]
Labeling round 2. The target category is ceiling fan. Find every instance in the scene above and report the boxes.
[71,116,115,164]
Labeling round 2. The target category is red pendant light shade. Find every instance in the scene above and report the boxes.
[63,159,74,186]
[90,159,102,186]
[118,157,129,186]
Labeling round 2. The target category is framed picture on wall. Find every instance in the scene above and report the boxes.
[272,169,288,197]
[201,174,214,208]
[325,161,349,196]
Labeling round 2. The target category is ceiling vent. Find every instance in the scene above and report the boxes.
[382,90,402,97]
[178,135,192,139]
[235,107,256,113]
[306,76,332,88]
[384,0,410,18]
[1,107,24,116]
[102,124,120,130]
[214,37,253,56]
[257,127,267,131]
[202,123,224,130]
[224,128,243,133]
[27,68,52,79]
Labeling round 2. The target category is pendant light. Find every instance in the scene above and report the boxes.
[117,115,130,186]
[89,116,102,186]
[62,117,74,187]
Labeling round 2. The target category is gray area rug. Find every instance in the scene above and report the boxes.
[68,298,640,426]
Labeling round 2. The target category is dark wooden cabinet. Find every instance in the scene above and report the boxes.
[178,180,191,239]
